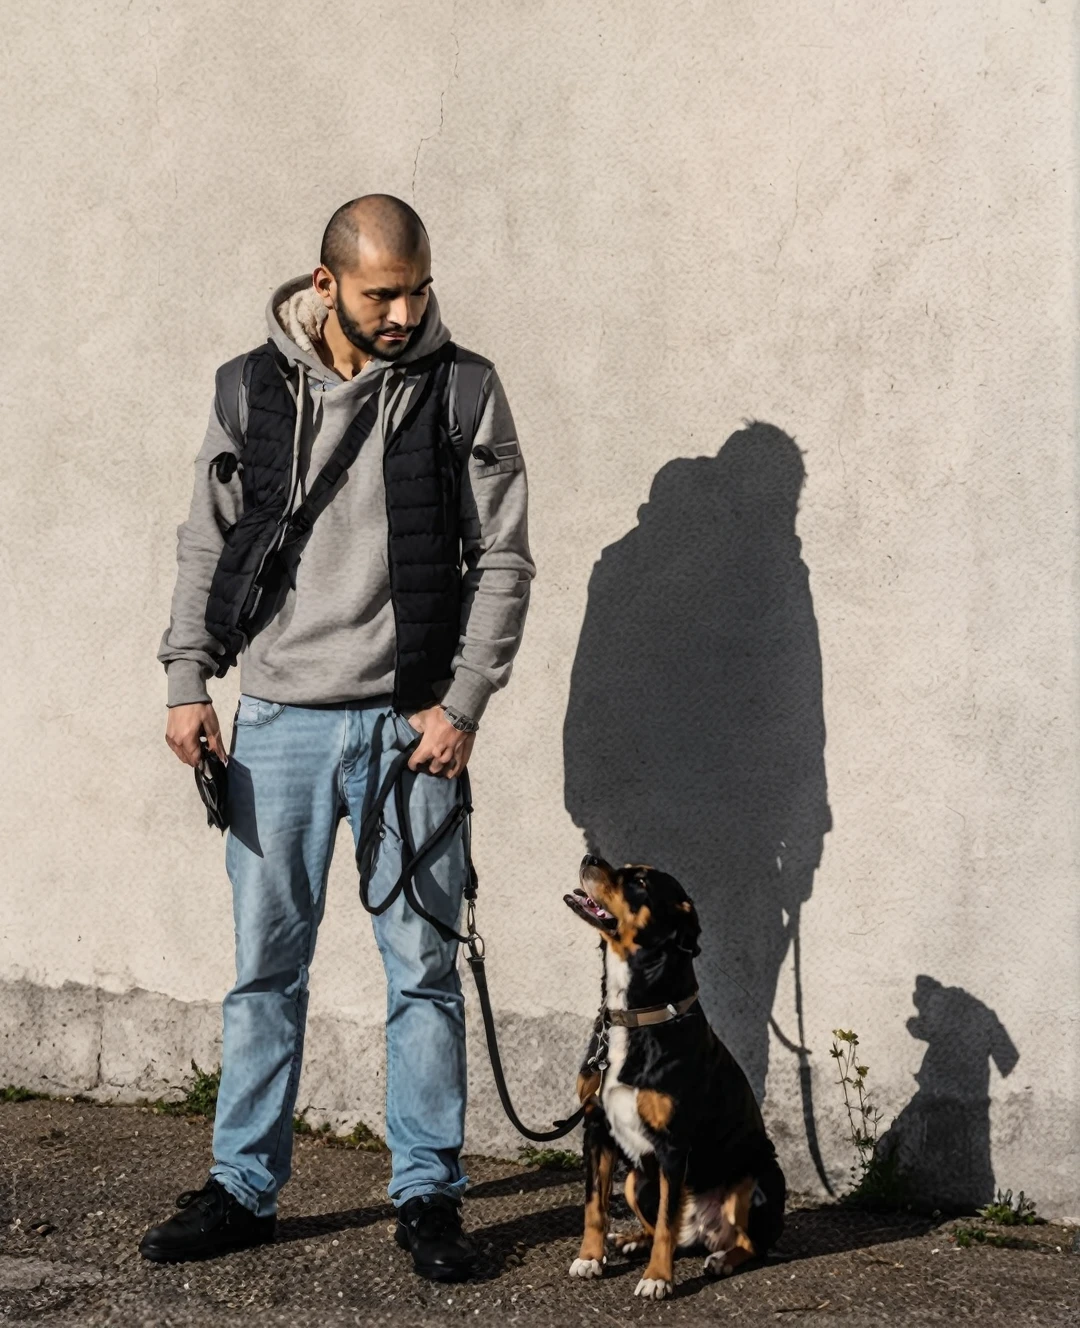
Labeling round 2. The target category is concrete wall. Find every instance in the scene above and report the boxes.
[1,0,1076,1216]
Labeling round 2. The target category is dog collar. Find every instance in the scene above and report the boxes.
[605,990,699,1028]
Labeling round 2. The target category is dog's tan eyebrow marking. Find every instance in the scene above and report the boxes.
[675,901,693,913]
[637,1089,675,1131]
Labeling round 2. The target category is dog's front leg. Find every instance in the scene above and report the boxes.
[568,1107,615,1279]
[635,1151,686,1300]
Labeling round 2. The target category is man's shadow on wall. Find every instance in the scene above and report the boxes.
[878,975,1019,1211]
[564,422,832,1176]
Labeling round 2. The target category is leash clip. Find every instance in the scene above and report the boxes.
[587,1016,611,1074]
[465,900,485,960]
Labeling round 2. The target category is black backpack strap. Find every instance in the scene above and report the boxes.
[279,389,381,547]
[277,344,450,574]
[213,352,250,447]
[451,348,492,454]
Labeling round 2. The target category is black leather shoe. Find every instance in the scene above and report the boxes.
[394,1194,477,1282]
[139,1178,275,1263]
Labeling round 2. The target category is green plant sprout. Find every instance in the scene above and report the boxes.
[1,1085,46,1103]
[978,1188,1039,1226]
[829,1028,909,1206]
[292,1109,386,1151]
[151,1061,221,1119]
[517,1146,581,1171]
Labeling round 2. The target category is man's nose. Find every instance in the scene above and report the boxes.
[387,295,412,328]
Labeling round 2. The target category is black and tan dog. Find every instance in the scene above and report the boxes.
[564,854,786,1300]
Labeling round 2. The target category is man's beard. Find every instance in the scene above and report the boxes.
[334,293,413,361]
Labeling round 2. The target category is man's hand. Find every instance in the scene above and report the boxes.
[406,706,476,778]
[166,702,227,767]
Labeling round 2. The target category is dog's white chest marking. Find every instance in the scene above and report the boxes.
[601,949,654,1166]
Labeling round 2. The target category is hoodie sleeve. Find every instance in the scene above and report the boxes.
[156,406,245,706]
[440,367,535,722]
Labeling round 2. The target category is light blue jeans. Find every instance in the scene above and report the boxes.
[208,694,469,1217]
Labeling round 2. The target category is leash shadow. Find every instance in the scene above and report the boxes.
[273,1169,581,1248]
[274,1202,394,1243]
[467,1168,583,1200]
[470,1203,583,1280]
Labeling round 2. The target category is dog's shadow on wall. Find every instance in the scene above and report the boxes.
[877,974,1019,1211]
[564,421,831,1142]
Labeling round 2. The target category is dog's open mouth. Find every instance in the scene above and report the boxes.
[563,887,618,932]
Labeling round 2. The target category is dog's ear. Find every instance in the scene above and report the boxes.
[673,898,702,957]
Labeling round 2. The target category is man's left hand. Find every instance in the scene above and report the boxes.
[406,706,476,778]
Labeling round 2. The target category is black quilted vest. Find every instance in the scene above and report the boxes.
[204,339,462,711]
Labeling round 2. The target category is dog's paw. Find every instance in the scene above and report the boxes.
[609,1228,651,1255]
[568,1257,604,1279]
[634,1276,673,1300]
[703,1250,737,1278]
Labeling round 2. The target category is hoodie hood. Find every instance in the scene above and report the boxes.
[265,274,451,382]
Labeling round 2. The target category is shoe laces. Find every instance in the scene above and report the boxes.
[407,1197,460,1238]
[176,1180,227,1215]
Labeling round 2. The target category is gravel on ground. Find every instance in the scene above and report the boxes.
[1,1099,1078,1326]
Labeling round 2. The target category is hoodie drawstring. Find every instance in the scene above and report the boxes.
[284,361,307,512]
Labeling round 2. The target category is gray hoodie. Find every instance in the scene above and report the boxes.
[157,275,534,720]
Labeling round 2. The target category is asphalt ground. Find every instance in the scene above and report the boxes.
[1,1099,1078,1326]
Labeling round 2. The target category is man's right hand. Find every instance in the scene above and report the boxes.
[166,702,227,767]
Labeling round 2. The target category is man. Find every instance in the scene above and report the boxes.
[144,195,533,1281]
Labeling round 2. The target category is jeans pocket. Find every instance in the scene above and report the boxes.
[234,694,286,727]
[394,710,422,742]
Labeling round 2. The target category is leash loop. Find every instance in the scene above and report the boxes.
[355,729,584,1144]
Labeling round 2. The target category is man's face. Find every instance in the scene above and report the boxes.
[316,240,433,362]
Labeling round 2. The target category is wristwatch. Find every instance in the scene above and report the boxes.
[442,705,480,733]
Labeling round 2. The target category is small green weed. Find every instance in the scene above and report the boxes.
[292,1114,332,1138]
[518,1146,581,1171]
[978,1189,1040,1226]
[340,1119,386,1152]
[151,1061,221,1119]
[830,1028,910,1208]
[1,1085,46,1103]
[292,1111,386,1151]
[952,1224,1041,1251]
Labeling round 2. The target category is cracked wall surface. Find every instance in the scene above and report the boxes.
[1,1,1077,1215]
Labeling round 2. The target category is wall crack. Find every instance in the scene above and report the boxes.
[411,2,461,203]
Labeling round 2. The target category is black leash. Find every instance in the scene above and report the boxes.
[355,734,586,1143]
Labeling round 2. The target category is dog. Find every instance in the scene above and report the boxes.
[564,854,786,1300]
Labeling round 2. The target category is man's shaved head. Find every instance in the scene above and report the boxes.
[312,195,433,371]
[320,194,429,277]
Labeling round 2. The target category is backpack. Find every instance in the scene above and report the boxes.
[212,341,492,458]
